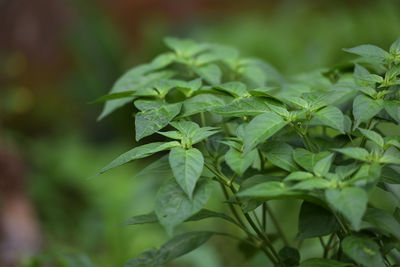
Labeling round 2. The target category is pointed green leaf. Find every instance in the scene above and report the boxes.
[243,111,288,153]
[225,147,257,176]
[237,181,299,200]
[121,212,158,226]
[212,97,269,117]
[325,187,368,230]
[164,37,208,58]
[135,103,181,141]
[342,235,384,267]
[311,106,345,133]
[364,207,400,240]
[293,149,331,172]
[181,94,226,117]
[297,201,339,239]
[353,95,383,128]
[194,64,221,85]
[284,171,314,182]
[381,165,400,184]
[343,44,390,63]
[353,64,383,86]
[169,147,204,199]
[390,37,400,55]
[155,178,212,235]
[94,141,180,176]
[264,143,299,172]
[313,154,334,177]
[292,178,331,191]
[99,68,175,120]
[359,128,384,148]
[384,100,400,123]
[333,147,369,161]
[380,147,400,164]
[123,209,238,227]
[214,82,248,98]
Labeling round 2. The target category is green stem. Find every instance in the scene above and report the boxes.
[262,203,267,232]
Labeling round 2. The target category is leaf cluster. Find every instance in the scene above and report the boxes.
[94,37,400,267]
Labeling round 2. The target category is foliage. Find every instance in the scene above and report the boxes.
[95,37,400,266]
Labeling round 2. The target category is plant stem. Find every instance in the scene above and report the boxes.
[218,182,246,229]
[324,233,335,258]
[244,213,284,265]
[262,203,267,232]
[207,162,284,265]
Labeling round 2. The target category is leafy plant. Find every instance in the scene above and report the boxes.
[94,37,400,266]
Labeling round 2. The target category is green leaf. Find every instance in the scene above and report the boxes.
[194,64,221,85]
[299,258,350,267]
[381,165,400,184]
[310,106,345,133]
[169,121,219,145]
[153,79,185,98]
[186,209,239,226]
[278,247,300,266]
[237,181,299,200]
[293,149,331,172]
[359,128,384,148]
[214,82,249,98]
[195,44,239,65]
[313,154,334,177]
[99,68,175,120]
[353,64,383,86]
[363,207,400,240]
[380,147,400,164]
[225,147,258,176]
[181,94,226,117]
[93,142,180,176]
[212,97,269,117]
[333,147,370,162]
[343,44,390,63]
[390,37,400,55]
[384,100,400,123]
[121,212,158,226]
[296,201,339,239]
[91,91,136,103]
[292,178,331,191]
[284,171,314,182]
[164,37,208,58]
[134,99,164,111]
[353,95,383,128]
[123,209,238,227]
[135,103,181,141]
[176,78,202,97]
[125,231,213,267]
[264,143,299,172]
[243,111,288,153]
[325,187,368,230]
[158,131,182,140]
[169,147,204,199]
[155,178,212,234]
[342,235,385,267]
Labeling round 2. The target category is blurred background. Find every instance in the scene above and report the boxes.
[1,0,400,266]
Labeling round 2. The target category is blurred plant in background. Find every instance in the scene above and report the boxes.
[0,0,400,266]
